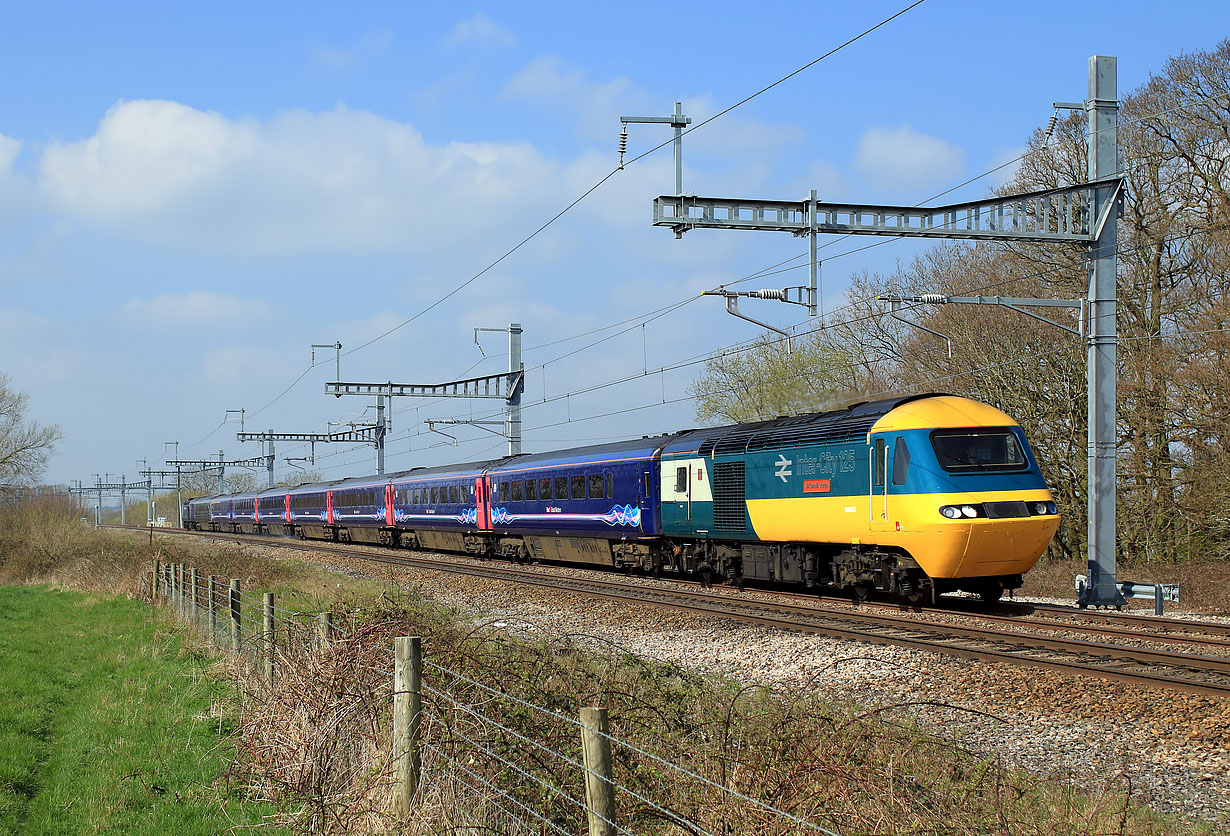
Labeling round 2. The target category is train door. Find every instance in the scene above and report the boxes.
[869,435,891,531]
[475,475,492,530]
[385,484,395,526]
[326,491,334,525]
[284,494,291,524]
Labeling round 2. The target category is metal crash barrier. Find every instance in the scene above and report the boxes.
[1075,576,1181,615]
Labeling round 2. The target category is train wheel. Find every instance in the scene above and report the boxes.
[904,589,926,606]
[980,586,1005,604]
[852,581,875,603]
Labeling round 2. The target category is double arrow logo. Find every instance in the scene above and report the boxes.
[775,454,793,483]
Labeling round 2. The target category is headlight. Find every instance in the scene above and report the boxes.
[961,505,978,518]
[1032,501,1049,515]
[940,506,961,519]
[1047,501,1057,515]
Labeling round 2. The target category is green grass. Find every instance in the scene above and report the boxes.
[0,585,283,835]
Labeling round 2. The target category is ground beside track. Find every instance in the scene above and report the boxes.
[176,533,1230,829]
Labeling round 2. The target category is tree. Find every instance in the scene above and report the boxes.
[0,374,61,487]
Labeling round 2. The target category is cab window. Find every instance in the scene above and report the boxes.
[931,430,1028,472]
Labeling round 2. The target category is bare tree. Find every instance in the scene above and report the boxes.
[0,374,62,487]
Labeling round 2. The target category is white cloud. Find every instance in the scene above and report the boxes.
[311,30,394,69]
[0,133,20,171]
[503,57,638,139]
[853,126,966,194]
[37,99,560,256]
[116,291,277,330]
[445,13,515,49]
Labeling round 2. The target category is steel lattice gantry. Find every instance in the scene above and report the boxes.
[236,426,381,484]
[649,57,1125,608]
[325,324,525,457]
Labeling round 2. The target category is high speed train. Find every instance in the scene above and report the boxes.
[184,393,1060,603]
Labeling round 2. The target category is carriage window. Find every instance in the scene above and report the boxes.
[675,466,688,493]
[931,430,1028,473]
[892,439,911,486]
[510,480,522,502]
[499,481,509,502]
[555,476,568,500]
[430,487,438,504]
[588,474,604,499]
[571,476,585,499]
[540,478,553,500]
[449,485,459,504]
[524,479,536,501]
[873,439,886,487]
[606,473,613,498]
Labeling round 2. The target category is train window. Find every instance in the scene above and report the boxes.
[675,466,687,493]
[606,473,613,498]
[540,478,553,500]
[430,487,439,504]
[499,481,510,502]
[555,476,568,500]
[588,474,604,499]
[525,479,537,501]
[892,439,911,486]
[449,485,459,504]
[510,481,523,502]
[873,439,886,487]
[571,476,585,499]
[931,430,1028,473]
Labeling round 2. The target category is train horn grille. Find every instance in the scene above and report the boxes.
[981,500,1029,519]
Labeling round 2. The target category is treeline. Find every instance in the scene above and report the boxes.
[690,41,1230,566]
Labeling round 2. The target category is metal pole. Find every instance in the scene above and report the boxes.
[672,101,683,196]
[508,323,522,456]
[120,476,126,525]
[1081,56,1124,608]
[218,449,226,495]
[808,189,819,318]
[376,398,386,476]
[267,428,276,489]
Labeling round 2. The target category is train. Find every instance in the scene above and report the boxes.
[182,393,1061,603]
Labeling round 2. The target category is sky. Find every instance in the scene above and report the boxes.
[1,0,1226,494]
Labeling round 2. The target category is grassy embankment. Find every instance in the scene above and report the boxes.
[3,498,1227,835]
[0,584,283,835]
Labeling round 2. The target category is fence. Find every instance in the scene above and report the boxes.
[151,558,842,835]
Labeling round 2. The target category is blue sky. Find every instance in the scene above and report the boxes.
[2,1,1225,491]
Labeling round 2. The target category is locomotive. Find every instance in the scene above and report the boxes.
[183,393,1060,603]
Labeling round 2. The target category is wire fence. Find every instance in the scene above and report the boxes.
[152,558,844,835]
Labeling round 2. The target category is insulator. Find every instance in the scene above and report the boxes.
[750,289,787,301]
[919,293,947,304]
[618,126,627,155]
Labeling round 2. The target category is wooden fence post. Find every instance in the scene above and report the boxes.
[189,568,198,625]
[394,636,423,816]
[208,575,217,643]
[174,564,182,615]
[263,592,275,685]
[229,579,242,655]
[152,559,160,602]
[580,706,617,836]
[318,611,333,649]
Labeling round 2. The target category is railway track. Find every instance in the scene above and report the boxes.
[114,525,1230,698]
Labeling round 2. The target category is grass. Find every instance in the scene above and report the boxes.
[0,584,283,836]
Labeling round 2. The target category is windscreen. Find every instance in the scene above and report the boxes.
[931,430,1027,472]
